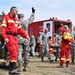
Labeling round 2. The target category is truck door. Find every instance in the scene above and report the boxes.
[43,21,53,37]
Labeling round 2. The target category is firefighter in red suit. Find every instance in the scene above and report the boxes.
[1,6,30,75]
[58,23,64,32]
[48,36,54,55]
[48,36,54,61]
[58,25,73,68]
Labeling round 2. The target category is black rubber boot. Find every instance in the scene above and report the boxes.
[23,63,27,72]
[48,58,54,63]
[55,57,58,61]
[41,56,44,62]
[9,62,20,75]
[41,57,44,62]
[71,55,74,64]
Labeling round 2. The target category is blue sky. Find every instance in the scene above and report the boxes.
[0,0,75,26]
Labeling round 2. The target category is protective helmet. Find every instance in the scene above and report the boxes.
[64,25,68,30]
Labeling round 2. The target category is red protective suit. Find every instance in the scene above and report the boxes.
[60,30,73,67]
[1,13,29,63]
[49,40,54,55]
[58,24,63,32]
[58,27,63,32]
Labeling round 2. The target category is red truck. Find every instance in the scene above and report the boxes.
[28,17,72,42]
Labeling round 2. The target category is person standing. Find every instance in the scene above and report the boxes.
[48,36,54,61]
[57,25,73,68]
[1,6,29,75]
[30,32,36,57]
[48,36,54,55]
[58,23,64,32]
[17,7,35,71]
[54,34,61,61]
[36,32,42,57]
[70,39,75,64]
[70,27,75,64]
[0,20,2,58]
[39,28,53,62]
[36,29,44,57]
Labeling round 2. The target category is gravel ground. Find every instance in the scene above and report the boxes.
[0,55,75,75]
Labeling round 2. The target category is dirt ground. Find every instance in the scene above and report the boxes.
[0,54,75,75]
